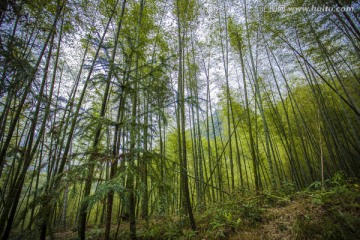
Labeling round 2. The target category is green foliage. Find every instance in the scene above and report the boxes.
[281,180,296,195]
[134,195,265,239]
[292,214,320,240]
[308,180,325,191]
[85,178,126,210]
[291,176,360,239]
[7,229,40,240]
[87,227,105,240]
[175,0,198,25]
[98,0,118,17]
[261,191,291,207]
[331,171,347,187]
[195,197,263,239]
[136,216,182,240]
[181,229,198,239]
[227,16,245,53]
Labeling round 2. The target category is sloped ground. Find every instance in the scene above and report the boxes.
[20,182,360,240]
[230,196,324,240]
[230,185,360,240]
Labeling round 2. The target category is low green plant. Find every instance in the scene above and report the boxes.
[331,171,346,187]
[239,201,263,225]
[181,229,198,239]
[137,217,182,240]
[294,175,360,240]
[281,180,296,195]
[292,214,320,240]
[87,227,104,240]
[261,191,291,207]
[194,196,264,239]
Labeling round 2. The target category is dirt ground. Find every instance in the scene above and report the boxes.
[229,196,324,240]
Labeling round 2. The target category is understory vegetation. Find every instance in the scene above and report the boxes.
[17,173,360,240]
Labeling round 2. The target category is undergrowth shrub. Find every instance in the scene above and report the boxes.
[292,174,360,240]
[292,214,321,240]
[195,196,263,239]
[281,180,296,195]
[261,191,291,207]
[137,216,182,240]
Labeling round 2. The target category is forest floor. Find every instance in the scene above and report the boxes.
[228,196,324,240]
[43,180,360,240]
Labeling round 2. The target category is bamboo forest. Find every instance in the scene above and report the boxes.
[0,0,360,239]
